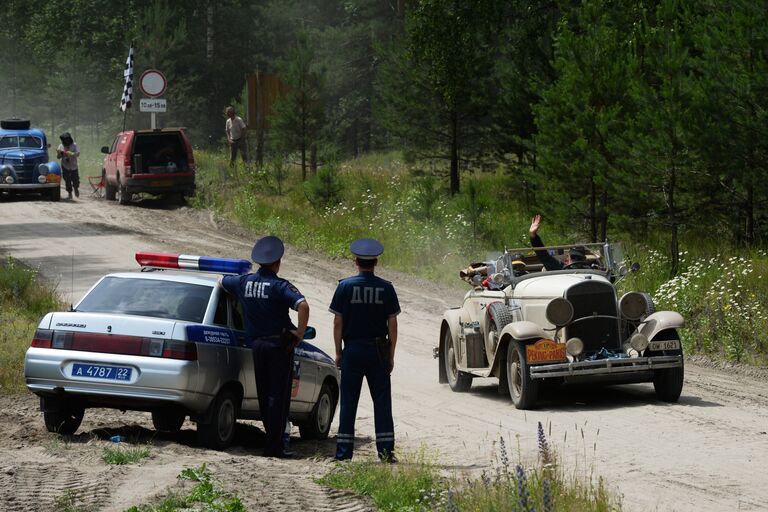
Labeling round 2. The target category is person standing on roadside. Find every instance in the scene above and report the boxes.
[56,132,80,199]
[331,238,400,462]
[221,236,309,458]
[225,106,248,167]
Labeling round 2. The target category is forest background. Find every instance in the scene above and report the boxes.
[2,0,768,363]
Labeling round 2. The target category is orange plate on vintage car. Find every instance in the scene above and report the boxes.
[526,339,567,364]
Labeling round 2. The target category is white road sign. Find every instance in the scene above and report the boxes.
[139,69,167,97]
[139,98,167,112]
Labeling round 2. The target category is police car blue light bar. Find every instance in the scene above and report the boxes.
[135,252,252,274]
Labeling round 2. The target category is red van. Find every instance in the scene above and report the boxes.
[101,129,196,204]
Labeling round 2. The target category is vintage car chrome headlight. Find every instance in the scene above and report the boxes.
[546,297,574,326]
[4,176,14,184]
[566,337,584,356]
[37,175,47,183]
[619,292,647,320]
[1,165,13,177]
[37,163,50,175]
[629,333,649,352]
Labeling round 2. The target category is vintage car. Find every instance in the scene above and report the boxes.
[437,242,684,409]
[24,252,339,449]
[0,118,61,201]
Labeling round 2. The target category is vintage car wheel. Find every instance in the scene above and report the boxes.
[443,329,473,392]
[43,400,85,435]
[507,342,539,409]
[651,329,684,402]
[197,389,238,449]
[152,408,186,433]
[299,382,335,440]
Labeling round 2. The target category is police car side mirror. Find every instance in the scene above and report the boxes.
[303,326,316,340]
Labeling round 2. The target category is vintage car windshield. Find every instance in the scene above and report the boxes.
[76,277,212,322]
[0,135,43,149]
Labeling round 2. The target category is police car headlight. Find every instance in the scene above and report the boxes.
[5,176,14,184]
[629,333,649,352]
[566,337,584,356]
[546,297,574,327]
[38,163,50,176]
[620,292,647,320]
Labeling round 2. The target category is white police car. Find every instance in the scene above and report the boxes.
[24,252,339,449]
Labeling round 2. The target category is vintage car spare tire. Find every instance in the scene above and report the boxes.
[443,328,473,392]
[1,118,31,130]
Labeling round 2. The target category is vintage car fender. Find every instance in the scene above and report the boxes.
[438,309,464,383]
[500,320,548,342]
[637,311,685,340]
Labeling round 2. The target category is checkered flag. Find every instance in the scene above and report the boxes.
[120,45,134,112]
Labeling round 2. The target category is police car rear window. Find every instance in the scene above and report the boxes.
[76,277,212,323]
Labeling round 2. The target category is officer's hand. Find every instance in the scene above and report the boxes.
[335,353,342,368]
[289,330,302,348]
[388,358,394,374]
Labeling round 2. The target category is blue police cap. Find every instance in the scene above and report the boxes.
[350,238,384,260]
[251,235,285,265]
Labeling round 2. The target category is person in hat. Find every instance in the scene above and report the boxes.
[56,132,80,199]
[220,235,309,457]
[330,238,400,462]
[529,214,588,271]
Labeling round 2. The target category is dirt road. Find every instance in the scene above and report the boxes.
[2,194,767,511]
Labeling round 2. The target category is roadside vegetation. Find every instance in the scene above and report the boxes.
[126,465,245,512]
[102,444,152,465]
[0,256,63,393]
[319,422,621,511]
[193,152,768,366]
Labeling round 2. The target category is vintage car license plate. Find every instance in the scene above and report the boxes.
[649,339,680,351]
[71,363,132,381]
[526,339,567,364]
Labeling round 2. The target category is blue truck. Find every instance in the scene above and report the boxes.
[0,118,62,201]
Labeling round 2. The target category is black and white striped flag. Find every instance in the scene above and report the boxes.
[120,45,134,112]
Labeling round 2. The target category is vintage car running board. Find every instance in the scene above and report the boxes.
[529,355,682,379]
[465,368,494,378]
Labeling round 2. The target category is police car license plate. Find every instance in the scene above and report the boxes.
[71,363,132,381]
[648,340,680,351]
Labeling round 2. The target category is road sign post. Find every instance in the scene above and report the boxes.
[139,70,168,129]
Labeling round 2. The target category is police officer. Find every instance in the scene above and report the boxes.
[221,236,309,457]
[330,238,400,462]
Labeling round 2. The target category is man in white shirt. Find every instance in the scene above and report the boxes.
[56,132,80,199]
[225,106,248,167]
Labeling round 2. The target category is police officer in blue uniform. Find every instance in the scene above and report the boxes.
[330,238,400,462]
[221,236,309,457]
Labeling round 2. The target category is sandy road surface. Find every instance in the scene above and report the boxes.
[2,194,768,511]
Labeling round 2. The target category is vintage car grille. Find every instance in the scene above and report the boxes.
[564,280,621,353]
[4,160,37,184]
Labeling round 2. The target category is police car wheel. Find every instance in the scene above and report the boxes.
[197,390,238,449]
[43,405,84,435]
[507,341,539,410]
[299,383,335,440]
[443,329,472,392]
[151,408,186,433]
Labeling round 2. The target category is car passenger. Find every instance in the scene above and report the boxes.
[528,214,587,271]
[221,236,310,458]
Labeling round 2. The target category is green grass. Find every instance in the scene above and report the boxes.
[318,423,621,511]
[102,444,151,465]
[127,464,245,512]
[191,150,768,365]
[0,256,64,393]
[54,489,95,512]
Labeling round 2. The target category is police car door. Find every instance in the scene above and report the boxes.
[225,295,260,414]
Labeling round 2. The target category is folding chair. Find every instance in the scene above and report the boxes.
[88,175,105,198]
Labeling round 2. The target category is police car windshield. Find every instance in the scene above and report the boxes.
[0,136,43,149]
[76,277,212,323]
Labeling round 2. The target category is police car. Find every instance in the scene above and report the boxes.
[24,252,339,449]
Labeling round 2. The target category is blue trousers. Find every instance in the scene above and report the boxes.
[335,342,394,460]
[253,337,293,457]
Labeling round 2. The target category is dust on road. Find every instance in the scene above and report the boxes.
[2,194,768,511]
